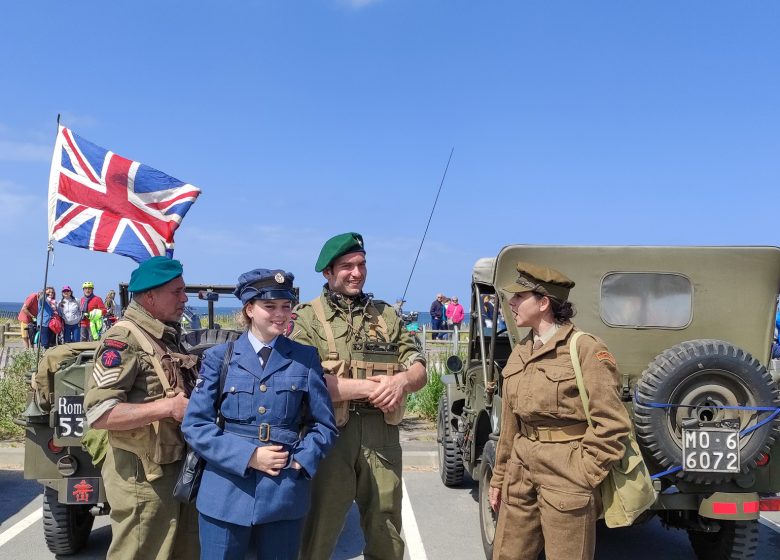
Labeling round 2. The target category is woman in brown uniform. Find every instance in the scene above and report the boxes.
[489,262,631,560]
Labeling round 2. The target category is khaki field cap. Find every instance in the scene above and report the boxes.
[501,261,575,301]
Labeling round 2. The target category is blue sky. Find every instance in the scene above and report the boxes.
[1,1,778,311]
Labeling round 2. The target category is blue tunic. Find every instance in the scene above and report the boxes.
[182,332,337,526]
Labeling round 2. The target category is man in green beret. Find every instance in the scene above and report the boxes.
[290,232,428,560]
[84,256,200,559]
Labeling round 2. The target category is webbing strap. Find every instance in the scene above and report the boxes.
[569,331,592,427]
[114,320,174,396]
[310,297,338,359]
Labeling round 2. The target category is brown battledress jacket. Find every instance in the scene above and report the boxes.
[490,323,631,560]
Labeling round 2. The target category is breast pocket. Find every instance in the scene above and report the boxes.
[531,365,577,414]
[274,375,309,420]
[220,376,256,423]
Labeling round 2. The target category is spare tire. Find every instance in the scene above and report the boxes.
[635,339,780,484]
[182,328,241,357]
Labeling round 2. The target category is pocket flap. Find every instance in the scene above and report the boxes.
[538,365,575,381]
[275,375,309,393]
[540,485,591,512]
[223,376,255,395]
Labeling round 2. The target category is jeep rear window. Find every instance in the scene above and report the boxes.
[600,272,692,329]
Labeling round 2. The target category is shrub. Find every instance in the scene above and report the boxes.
[406,363,445,421]
[0,349,36,439]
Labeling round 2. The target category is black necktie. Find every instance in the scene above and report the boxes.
[258,346,272,369]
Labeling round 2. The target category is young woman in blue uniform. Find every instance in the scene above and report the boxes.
[182,269,337,560]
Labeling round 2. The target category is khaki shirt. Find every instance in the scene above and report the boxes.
[290,289,426,370]
[491,323,631,489]
[84,300,187,425]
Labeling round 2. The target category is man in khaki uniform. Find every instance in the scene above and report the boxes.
[489,262,631,560]
[84,257,199,560]
[290,232,427,560]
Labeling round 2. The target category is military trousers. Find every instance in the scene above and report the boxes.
[493,434,600,560]
[298,407,404,560]
[102,446,200,560]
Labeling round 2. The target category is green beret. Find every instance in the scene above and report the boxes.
[128,256,184,293]
[315,232,365,272]
[500,261,575,301]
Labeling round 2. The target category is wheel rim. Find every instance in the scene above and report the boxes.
[480,463,496,545]
[665,369,759,452]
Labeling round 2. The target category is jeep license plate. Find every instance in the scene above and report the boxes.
[56,395,85,438]
[682,428,740,473]
[65,477,100,504]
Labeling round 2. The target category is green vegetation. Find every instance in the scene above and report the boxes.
[0,349,36,439]
[406,363,445,421]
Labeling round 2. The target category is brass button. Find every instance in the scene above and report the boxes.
[571,441,579,449]
[259,384,267,392]
[560,501,565,509]
[258,406,266,414]
[230,386,236,393]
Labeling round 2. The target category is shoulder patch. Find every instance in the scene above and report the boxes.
[101,350,122,368]
[104,338,128,350]
[595,351,616,367]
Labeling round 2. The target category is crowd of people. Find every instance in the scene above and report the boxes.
[17,281,117,349]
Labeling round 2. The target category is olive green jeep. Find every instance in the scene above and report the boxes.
[437,245,780,559]
[20,284,240,555]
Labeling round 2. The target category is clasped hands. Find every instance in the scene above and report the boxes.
[365,374,407,412]
[249,446,301,476]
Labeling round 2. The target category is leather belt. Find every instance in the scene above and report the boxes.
[348,400,380,412]
[519,422,588,442]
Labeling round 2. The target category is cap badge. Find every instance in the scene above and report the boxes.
[274,273,285,284]
[517,275,538,290]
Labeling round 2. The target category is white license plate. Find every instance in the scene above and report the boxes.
[682,428,740,473]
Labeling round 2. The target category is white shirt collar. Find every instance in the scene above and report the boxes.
[247,330,278,354]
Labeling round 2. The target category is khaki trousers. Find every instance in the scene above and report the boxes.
[493,434,600,560]
[299,407,404,560]
[102,446,200,560]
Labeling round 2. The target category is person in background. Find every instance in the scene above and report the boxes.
[446,296,465,334]
[18,291,41,349]
[183,268,337,560]
[393,297,405,317]
[104,290,118,331]
[79,281,107,341]
[58,286,81,343]
[482,295,495,329]
[441,295,452,339]
[39,287,58,349]
[429,293,444,339]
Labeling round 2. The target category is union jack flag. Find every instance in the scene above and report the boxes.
[47,126,201,262]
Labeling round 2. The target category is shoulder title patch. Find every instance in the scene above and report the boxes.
[595,351,616,366]
[101,350,122,368]
[104,339,128,350]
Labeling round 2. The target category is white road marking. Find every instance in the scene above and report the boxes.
[760,514,780,533]
[0,508,42,547]
[402,477,428,560]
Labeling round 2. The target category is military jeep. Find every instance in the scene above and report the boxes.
[437,245,780,560]
[20,284,241,555]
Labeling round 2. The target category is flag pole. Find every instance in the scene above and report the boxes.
[35,114,61,363]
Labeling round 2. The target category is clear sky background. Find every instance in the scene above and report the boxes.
[1,1,778,311]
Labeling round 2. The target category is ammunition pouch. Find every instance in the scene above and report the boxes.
[107,417,185,482]
[311,297,407,427]
[321,355,351,427]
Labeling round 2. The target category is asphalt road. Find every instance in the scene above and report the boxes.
[2,463,779,560]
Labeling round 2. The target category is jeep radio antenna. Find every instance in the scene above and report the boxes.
[400,147,454,303]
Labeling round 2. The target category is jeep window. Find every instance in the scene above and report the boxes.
[600,272,692,329]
